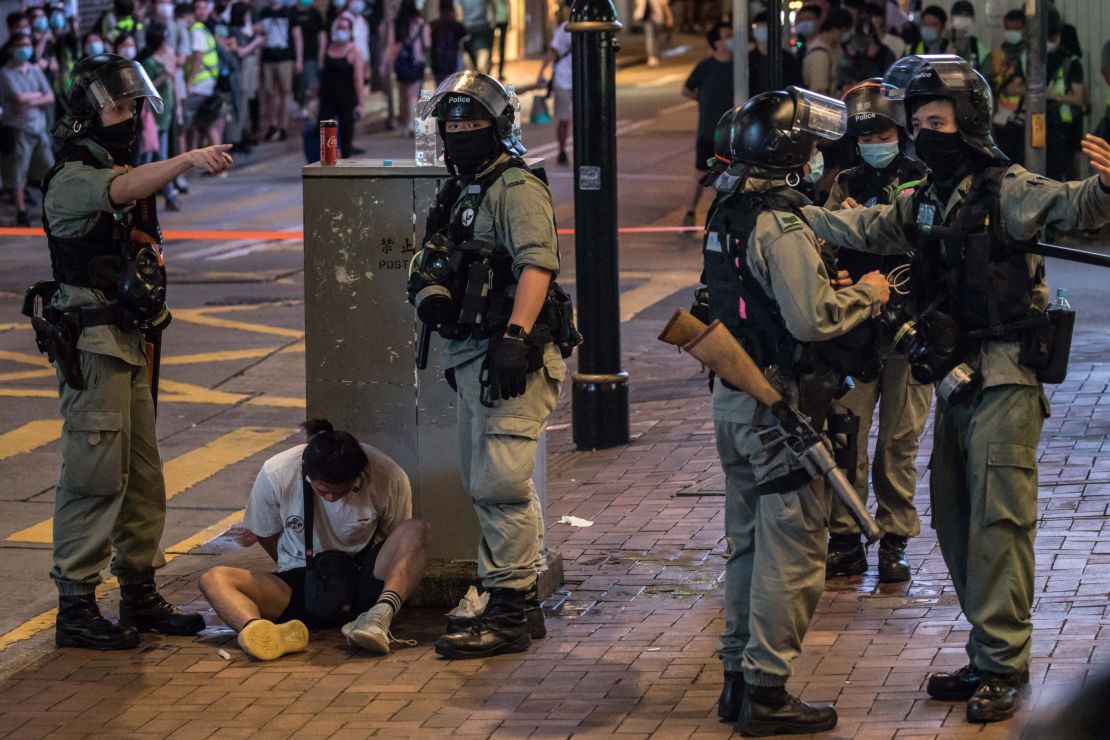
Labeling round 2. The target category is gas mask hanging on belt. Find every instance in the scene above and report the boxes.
[118,243,172,330]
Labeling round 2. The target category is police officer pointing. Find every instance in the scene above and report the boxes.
[802,54,1110,723]
[702,87,889,735]
[32,54,231,650]
[408,72,574,659]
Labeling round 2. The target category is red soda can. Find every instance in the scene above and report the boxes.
[320,119,338,165]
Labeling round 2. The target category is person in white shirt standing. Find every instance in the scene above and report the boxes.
[535,2,572,165]
[199,419,430,661]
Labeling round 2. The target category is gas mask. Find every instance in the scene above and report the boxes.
[119,244,172,330]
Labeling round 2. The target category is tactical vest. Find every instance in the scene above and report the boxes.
[703,187,879,379]
[43,144,125,289]
[833,155,923,282]
[909,166,1038,335]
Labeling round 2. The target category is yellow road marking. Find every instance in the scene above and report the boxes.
[0,389,54,399]
[171,308,304,338]
[0,420,63,461]
[0,350,51,368]
[161,348,276,365]
[6,427,293,544]
[0,323,30,332]
[0,369,54,382]
[0,510,245,652]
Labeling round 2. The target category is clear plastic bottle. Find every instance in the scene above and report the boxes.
[506,83,523,144]
[1053,287,1071,309]
[415,89,437,166]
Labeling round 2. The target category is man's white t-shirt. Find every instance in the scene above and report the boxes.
[550,22,572,92]
[243,442,412,573]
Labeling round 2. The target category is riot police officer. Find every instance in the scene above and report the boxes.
[802,54,1110,723]
[703,87,890,735]
[408,71,571,659]
[824,79,930,582]
[35,54,232,649]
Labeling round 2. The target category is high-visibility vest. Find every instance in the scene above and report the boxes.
[188,21,219,87]
[1049,54,1078,124]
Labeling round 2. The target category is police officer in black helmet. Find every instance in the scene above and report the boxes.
[803,55,1110,723]
[33,53,232,650]
[701,87,890,735]
[409,71,572,659]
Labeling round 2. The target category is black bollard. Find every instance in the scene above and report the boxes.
[568,0,630,450]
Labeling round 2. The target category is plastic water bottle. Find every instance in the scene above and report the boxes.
[1053,287,1071,309]
[506,84,523,144]
[414,89,437,166]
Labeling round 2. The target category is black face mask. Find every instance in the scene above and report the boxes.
[914,128,967,184]
[94,115,138,163]
[444,128,501,176]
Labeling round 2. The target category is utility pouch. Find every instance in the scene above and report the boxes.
[826,411,860,483]
[23,281,86,390]
[1031,306,1075,384]
[545,282,583,359]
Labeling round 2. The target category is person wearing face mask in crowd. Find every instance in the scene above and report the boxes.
[1044,12,1084,184]
[331,0,371,84]
[36,52,234,651]
[680,21,733,228]
[947,1,987,73]
[749,11,801,96]
[99,0,145,50]
[319,14,365,158]
[0,33,54,226]
[802,54,1110,724]
[822,79,928,582]
[984,10,1027,166]
[50,4,83,123]
[791,4,821,62]
[227,3,265,153]
[801,8,851,98]
[904,5,946,56]
[841,8,894,86]
[112,33,146,166]
[0,12,32,70]
[697,86,890,736]
[410,71,572,660]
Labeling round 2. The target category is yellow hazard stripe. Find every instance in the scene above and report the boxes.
[0,420,63,461]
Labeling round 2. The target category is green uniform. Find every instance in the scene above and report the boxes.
[713,178,884,686]
[824,166,931,539]
[443,155,566,592]
[44,139,167,596]
[803,167,1110,673]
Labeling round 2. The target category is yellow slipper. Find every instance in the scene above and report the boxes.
[237,619,309,661]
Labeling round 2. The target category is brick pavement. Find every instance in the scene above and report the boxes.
[1,317,1109,739]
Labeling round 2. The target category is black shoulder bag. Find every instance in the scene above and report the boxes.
[301,473,360,622]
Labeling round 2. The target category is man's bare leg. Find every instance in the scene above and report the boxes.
[372,519,430,603]
[198,565,293,631]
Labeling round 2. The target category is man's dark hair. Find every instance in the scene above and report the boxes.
[114,0,135,17]
[301,419,368,484]
[921,5,946,26]
[6,11,26,31]
[861,2,884,19]
[797,4,822,19]
[706,20,729,48]
[1003,9,1025,26]
[752,10,767,24]
[950,0,974,18]
[820,7,853,32]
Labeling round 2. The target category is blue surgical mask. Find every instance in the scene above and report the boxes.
[15,46,34,62]
[299,0,312,6]
[795,19,815,37]
[334,0,347,7]
[87,40,105,55]
[859,141,899,170]
[920,25,939,43]
[50,12,66,29]
[349,0,364,11]
[752,25,768,44]
[33,16,50,32]
[120,46,137,59]
[804,150,824,183]
[1003,30,1022,46]
[332,29,350,42]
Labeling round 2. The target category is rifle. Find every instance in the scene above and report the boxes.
[659,308,883,544]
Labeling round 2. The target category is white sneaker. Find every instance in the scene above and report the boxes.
[341,603,415,655]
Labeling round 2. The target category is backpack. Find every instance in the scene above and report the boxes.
[393,21,425,83]
[430,22,460,76]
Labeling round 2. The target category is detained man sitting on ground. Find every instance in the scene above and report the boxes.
[199,419,429,660]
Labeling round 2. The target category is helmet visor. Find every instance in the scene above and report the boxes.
[881,54,977,102]
[86,61,165,115]
[417,70,508,121]
[787,86,847,140]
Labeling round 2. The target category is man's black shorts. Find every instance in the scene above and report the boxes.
[275,542,385,629]
[695,137,715,172]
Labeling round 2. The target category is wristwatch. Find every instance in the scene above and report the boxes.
[505,323,528,340]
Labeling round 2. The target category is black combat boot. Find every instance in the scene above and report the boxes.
[967,671,1026,723]
[825,533,867,577]
[435,587,530,659]
[928,664,1029,702]
[446,584,546,639]
[56,594,140,650]
[877,534,911,583]
[717,670,745,722]
[736,685,837,736]
[119,583,206,635]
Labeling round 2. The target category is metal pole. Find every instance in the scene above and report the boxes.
[732,0,748,107]
[1023,0,1046,174]
[568,0,629,450]
[767,0,782,90]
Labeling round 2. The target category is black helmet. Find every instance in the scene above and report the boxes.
[58,53,163,138]
[881,54,1004,161]
[723,86,847,173]
[418,70,524,157]
[843,78,905,137]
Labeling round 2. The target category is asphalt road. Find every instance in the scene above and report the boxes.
[1,40,1109,667]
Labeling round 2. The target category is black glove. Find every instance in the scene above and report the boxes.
[486,336,530,400]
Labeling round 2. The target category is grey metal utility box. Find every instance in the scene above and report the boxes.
[302,159,558,605]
